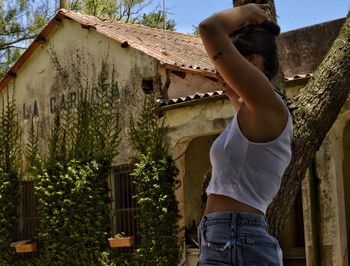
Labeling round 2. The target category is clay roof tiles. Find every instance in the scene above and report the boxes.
[61,10,215,75]
[0,9,345,92]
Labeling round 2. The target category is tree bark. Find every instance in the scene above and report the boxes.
[268,13,350,236]
[233,1,350,237]
[60,0,69,10]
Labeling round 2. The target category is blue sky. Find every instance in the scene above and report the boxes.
[145,0,350,33]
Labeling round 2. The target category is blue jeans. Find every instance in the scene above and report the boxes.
[198,212,283,266]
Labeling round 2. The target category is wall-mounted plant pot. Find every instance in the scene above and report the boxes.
[186,247,199,266]
[108,236,134,248]
[10,240,37,253]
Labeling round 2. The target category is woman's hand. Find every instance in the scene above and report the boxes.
[238,3,270,25]
[199,3,271,37]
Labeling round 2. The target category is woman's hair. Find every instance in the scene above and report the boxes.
[230,21,281,80]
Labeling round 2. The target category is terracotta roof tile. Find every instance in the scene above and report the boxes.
[158,74,313,109]
[61,10,215,75]
[157,91,226,108]
[0,9,342,92]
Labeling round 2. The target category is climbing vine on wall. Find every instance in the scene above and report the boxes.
[130,95,181,266]
[32,60,121,265]
[0,89,22,265]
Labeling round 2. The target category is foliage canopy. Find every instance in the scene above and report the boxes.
[0,0,52,78]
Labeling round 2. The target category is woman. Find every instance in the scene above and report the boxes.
[198,3,292,266]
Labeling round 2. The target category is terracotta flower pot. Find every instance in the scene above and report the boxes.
[10,240,38,253]
[108,236,134,248]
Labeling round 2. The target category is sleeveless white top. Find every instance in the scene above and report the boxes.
[206,111,293,214]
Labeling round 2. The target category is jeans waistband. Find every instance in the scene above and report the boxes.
[202,212,268,228]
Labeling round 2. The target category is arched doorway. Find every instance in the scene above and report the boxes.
[183,134,217,247]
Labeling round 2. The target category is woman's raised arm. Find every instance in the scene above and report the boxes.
[199,4,279,112]
[199,3,288,142]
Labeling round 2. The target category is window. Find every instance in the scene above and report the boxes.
[18,181,38,240]
[279,187,306,262]
[113,166,139,248]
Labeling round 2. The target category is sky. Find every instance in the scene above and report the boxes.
[144,0,350,34]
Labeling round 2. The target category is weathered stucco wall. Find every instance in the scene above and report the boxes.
[160,69,222,99]
[343,121,350,263]
[293,88,350,266]
[165,99,234,150]
[184,135,217,229]
[302,118,348,266]
[2,18,157,171]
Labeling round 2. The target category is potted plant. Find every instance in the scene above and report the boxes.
[10,239,38,253]
[108,232,134,248]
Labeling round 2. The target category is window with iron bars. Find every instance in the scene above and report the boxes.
[16,181,39,259]
[18,181,38,241]
[112,166,140,252]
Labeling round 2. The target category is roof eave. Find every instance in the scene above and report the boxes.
[0,9,316,93]
[0,11,66,91]
[162,63,216,78]
[0,9,216,91]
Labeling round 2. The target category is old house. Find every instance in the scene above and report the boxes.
[0,8,348,265]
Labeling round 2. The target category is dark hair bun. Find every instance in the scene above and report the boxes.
[260,21,280,36]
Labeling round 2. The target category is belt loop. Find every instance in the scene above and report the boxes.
[230,213,236,238]
[202,215,207,227]
[264,216,269,231]
[231,213,236,228]
[230,212,236,230]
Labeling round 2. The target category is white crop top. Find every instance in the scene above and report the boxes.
[206,111,293,214]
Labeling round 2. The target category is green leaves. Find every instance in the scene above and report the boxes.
[0,90,21,173]
[46,61,120,167]
[71,0,152,23]
[130,96,167,158]
[35,160,111,264]
[0,91,20,265]
[0,1,53,78]
[130,95,180,265]
[28,60,121,264]
[140,11,176,31]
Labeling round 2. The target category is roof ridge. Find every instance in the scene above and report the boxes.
[63,9,201,39]
[59,9,214,75]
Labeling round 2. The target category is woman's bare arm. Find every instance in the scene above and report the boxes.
[199,4,278,111]
[199,4,288,142]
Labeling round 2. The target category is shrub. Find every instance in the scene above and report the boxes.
[130,95,181,266]
[0,90,21,264]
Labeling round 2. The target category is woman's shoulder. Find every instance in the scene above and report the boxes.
[236,96,289,143]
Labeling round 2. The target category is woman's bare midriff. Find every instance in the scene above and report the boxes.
[205,194,264,215]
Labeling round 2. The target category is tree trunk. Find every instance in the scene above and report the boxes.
[268,13,350,236]
[60,0,69,10]
[233,1,350,237]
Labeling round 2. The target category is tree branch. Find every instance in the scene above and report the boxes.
[0,35,36,51]
[0,28,28,36]
[1,45,27,50]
